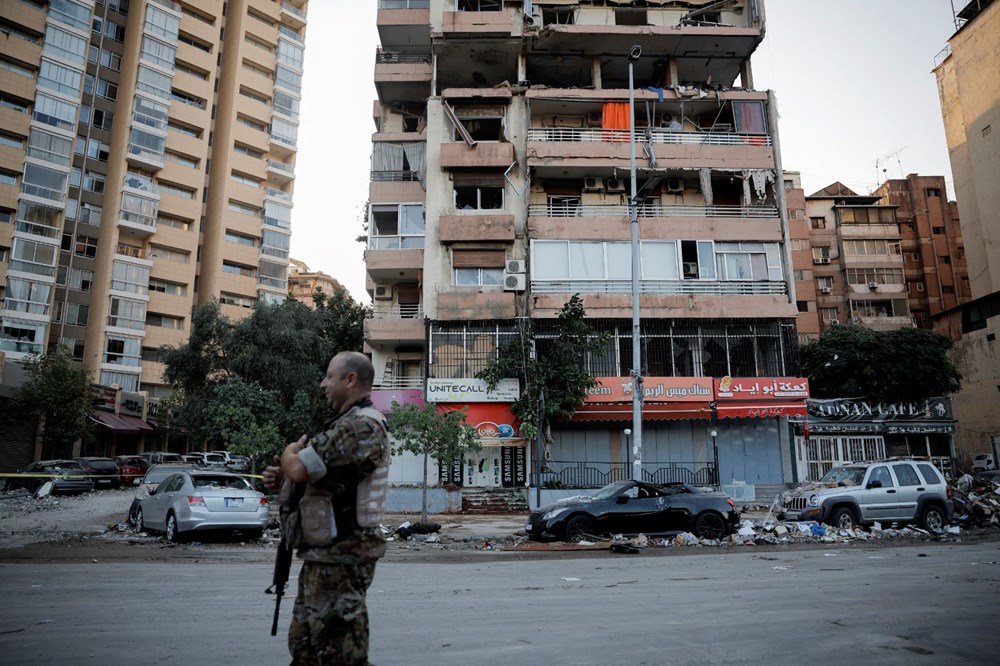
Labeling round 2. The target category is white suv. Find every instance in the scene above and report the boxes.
[208,451,249,472]
[779,459,953,531]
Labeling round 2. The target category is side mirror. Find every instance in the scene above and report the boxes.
[616,496,629,504]
[866,480,882,489]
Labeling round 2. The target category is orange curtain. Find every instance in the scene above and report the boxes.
[602,102,630,142]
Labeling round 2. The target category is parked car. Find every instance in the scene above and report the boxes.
[3,460,94,495]
[208,451,249,472]
[128,464,193,523]
[73,457,121,489]
[524,480,741,542]
[971,454,996,473]
[114,456,150,486]
[138,452,185,465]
[201,453,228,470]
[134,470,269,542]
[182,453,206,465]
[778,459,952,531]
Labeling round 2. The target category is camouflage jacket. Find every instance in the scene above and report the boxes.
[294,398,390,565]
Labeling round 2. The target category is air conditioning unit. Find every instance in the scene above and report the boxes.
[586,111,603,127]
[813,257,831,265]
[583,177,605,193]
[666,178,684,193]
[868,281,879,290]
[503,273,526,292]
[505,259,525,274]
[605,178,626,193]
[682,262,699,277]
[820,286,832,294]
[373,284,393,300]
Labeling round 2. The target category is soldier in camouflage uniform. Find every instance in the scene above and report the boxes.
[263,351,390,666]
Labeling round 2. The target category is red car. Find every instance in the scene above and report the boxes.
[115,456,150,487]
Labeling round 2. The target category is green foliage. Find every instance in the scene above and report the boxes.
[387,402,481,464]
[159,293,368,460]
[477,294,609,441]
[12,345,92,457]
[800,324,961,402]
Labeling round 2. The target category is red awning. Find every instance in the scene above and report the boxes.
[90,410,153,434]
[716,403,808,419]
[567,402,714,422]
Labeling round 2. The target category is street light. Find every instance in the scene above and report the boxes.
[623,428,632,479]
[710,430,720,487]
[628,44,643,482]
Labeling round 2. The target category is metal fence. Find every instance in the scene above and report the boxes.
[536,460,717,488]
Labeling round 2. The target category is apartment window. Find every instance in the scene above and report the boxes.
[225,230,258,247]
[140,35,176,71]
[104,335,142,365]
[236,115,267,132]
[261,229,290,259]
[108,297,147,330]
[258,260,287,289]
[452,249,505,286]
[66,305,92,327]
[83,170,105,194]
[111,261,149,295]
[149,245,189,264]
[219,292,255,308]
[842,239,901,256]
[0,245,8,262]
[850,299,908,319]
[60,337,85,360]
[817,276,834,290]
[0,58,34,79]
[247,9,273,27]
[165,152,198,168]
[229,200,261,217]
[838,207,896,224]
[230,171,262,187]
[0,170,18,186]
[3,278,52,315]
[170,89,205,109]
[69,268,93,291]
[846,268,904,285]
[796,301,810,313]
[136,65,172,99]
[103,20,126,43]
[86,139,111,162]
[148,278,186,296]
[21,163,69,201]
[926,188,942,198]
[157,215,190,230]
[222,261,256,278]
[245,33,274,53]
[273,91,300,119]
[100,370,139,391]
[145,6,180,40]
[92,108,114,130]
[454,184,503,211]
[0,133,24,149]
[0,94,30,114]
[25,130,71,168]
[942,285,956,294]
[33,93,79,132]
[271,118,298,145]
[0,319,46,354]
[146,313,183,330]
[369,203,424,248]
[714,243,784,281]
[74,235,98,258]
[810,217,826,230]
[277,40,305,69]
[178,33,211,53]
[821,307,839,323]
[239,88,269,105]
[264,201,291,229]
[44,25,87,65]
[932,226,945,234]
[242,60,272,78]
[158,182,195,199]
[530,240,653,281]
[793,269,810,281]
[233,143,263,158]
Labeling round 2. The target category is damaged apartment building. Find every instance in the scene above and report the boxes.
[367,0,809,494]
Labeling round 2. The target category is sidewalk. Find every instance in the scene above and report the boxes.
[385,512,526,541]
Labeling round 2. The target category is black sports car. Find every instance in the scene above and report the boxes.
[525,480,740,542]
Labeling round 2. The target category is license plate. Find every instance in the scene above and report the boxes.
[524,522,532,531]
[225,498,243,507]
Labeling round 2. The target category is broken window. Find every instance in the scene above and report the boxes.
[615,10,647,26]
[457,0,501,11]
[732,101,766,133]
[456,118,503,142]
[542,8,574,25]
[680,240,716,280]
[370,203,424,248]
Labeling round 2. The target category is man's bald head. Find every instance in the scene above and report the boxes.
[334,351,374,389]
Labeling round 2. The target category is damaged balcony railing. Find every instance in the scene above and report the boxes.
[531,280,788,296]
[527,128,771,146]
[371,170,420,182]
[528,203,778,218]
[371,303,423,319]
[375,50,432,65]
[534,460,717,488]
[374,375,425,390]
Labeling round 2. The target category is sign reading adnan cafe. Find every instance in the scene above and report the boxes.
[799,397,954,434]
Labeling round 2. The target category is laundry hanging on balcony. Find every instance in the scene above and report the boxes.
[742,169,773,204]
[601,101,630,142]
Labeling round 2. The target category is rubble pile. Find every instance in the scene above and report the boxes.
[950,474,1000,529]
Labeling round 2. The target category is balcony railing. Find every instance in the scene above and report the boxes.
[527,128,772,147]
[528,203,779,219]
[281,2,306,19]
[115,243,147,259]
[371,170,420,182]
[369,235,425,250]
[149,0,182,12]
[265,187,292,202]
[531,280,788,296]
[374,376,424,390]
[371,303,423,319]
[124,172,158,193]
[379,0,430,8]
[375,50,432,65]
[0,339,44,355]
[15,221,61,239]
[278,25,303,42]
[267,159,294,174]
[535,460,717,488]
[259,275,288,289]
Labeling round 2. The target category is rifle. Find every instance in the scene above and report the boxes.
[266,478,304,636]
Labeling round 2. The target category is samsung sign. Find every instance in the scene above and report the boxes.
[426,378,520,403]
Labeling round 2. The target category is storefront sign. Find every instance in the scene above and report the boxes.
[584,377,713,403]
[715,376,810,400]
[807,397,952,421]
[436,403,524,445]
[120,392,145,418]
[426,378,520,403]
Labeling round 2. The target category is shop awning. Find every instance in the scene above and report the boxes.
[716,403,808,419]
[567,402,714,422]
[90,410,154,434]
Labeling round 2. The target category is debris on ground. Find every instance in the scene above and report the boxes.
[394,521,442,539]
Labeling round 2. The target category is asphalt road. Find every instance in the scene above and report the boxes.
[1,540,997,665]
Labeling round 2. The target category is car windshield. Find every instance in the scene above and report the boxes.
[50,462,83,471]
[819,467,866,486]
[88,460,117,470]
[193,475,250,490]
[591,481,634,500]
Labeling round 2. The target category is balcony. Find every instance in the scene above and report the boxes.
[264,187,292,203]
[439,214,515,243]
[374,49,432,105]
[280,2,307,30]
[531,280,788,297]
[370,170,420,183]
[266,159,295,184]
[377,1,431,52]
[268,131,297,158]
[366,247,424,282]
[115,243,151,262]
[439,142,515,169]
[436,291,516,320]
[441,7,516,37]
[365,304,425,345]
[127,143,165,171]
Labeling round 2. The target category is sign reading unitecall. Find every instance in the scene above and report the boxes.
[425,378,520,403]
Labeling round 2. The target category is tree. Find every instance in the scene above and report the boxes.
[159,294,368,457]
[12,346,92,459]
[477,294,609,462]
[800,324,961,402]
[387,402,480,522]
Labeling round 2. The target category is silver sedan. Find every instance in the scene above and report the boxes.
[135,471,269,542]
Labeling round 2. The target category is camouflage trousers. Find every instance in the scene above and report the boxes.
[288,559,378,666]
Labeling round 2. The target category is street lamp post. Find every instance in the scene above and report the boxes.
[623,428,631,479]
[628,45,644,482]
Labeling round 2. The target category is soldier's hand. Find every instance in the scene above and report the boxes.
[262,455,282,491]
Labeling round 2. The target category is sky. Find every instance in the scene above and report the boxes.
[290,0,960,303]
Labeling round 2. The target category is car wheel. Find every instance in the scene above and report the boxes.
[165,512,182,543]
[563,514,595,542]
[921,505,946,532]
[134,508,145,534]
[829,506,856,530]
[693,512,727,539]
